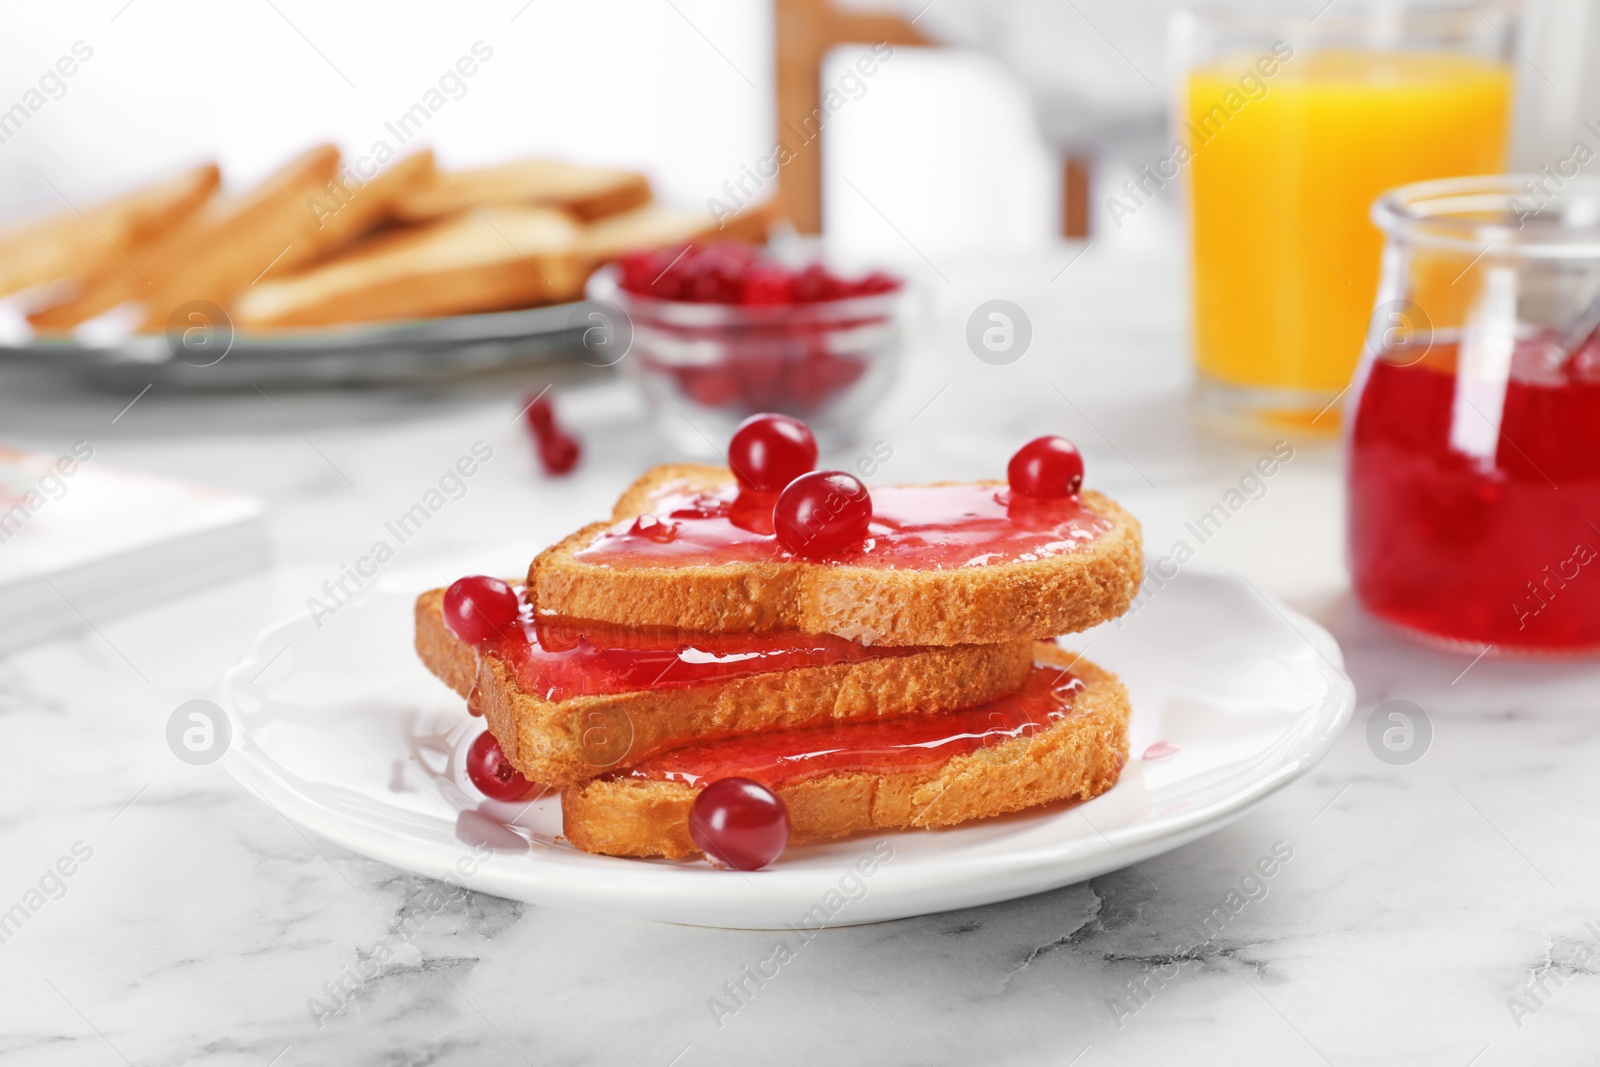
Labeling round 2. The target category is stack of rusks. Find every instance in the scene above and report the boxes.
[415,414,1142,868]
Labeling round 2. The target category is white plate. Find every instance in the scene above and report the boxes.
[220,570,1354,929]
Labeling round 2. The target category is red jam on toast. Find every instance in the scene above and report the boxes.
[617,662,1086,788]
[487,587,917,701]
[574,481,1113,570]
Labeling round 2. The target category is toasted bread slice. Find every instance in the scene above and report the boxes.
[562,644,1128,858]
[575,203,719,265]
[575,199,779,264]
[31,146,409,333]
[529,465,1142,647]
[0,161,219,303]
[576,199,781,264]
[300,149,436,261]
[29,194,222,332]
[414,587,1035,786]
[235,207,583,328]
[131,143,345,330]
[29,145,341,332]
[392,158,651,224]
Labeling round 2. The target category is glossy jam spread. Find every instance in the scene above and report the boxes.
[483,587,910,701]
[574,481,1112,569]
[618,663,1085,788]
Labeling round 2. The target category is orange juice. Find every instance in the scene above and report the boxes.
[1186,51,1510,423]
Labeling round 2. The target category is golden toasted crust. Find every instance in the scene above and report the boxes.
[391,158,652,224]
[29,189,223,331]
[575,199,780,266]
[561,645,1129,858]
[299,149,437,261]
[414,588,1035,786]
[235,207,583,328]
[135,144,346,330]
[528,465,1143,646]
[0,161,220,303]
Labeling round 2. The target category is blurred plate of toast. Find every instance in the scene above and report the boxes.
[0,146,775,390]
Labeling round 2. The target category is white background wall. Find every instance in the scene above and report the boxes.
[0,0,1061,265]
[4,0,1589,265]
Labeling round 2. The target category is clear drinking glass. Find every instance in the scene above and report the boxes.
[1348,175,1600,655]
[1171,1,1516,435]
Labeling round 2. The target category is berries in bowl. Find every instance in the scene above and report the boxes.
[590,242,906,453]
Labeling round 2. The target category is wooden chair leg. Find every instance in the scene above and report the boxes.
[1062,156,1090,239]
[773,0,1092,240]
[773,0,925,235]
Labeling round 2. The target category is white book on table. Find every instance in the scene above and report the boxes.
[0,444,268,654]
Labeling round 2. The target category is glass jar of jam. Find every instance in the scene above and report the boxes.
[1348,176,1600,655]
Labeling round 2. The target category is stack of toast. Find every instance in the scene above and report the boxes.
[415,427,1144,864]
[11,147,774,334]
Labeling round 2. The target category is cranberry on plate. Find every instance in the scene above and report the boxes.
[688,777,791,870]
[466,730,539,802]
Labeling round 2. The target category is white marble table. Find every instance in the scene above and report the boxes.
[2,248,1597,1066]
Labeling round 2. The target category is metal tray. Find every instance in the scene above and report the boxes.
[0,300,599,391]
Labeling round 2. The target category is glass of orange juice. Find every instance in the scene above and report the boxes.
[1170,2,1516,435]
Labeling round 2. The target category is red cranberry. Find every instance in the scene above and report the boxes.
[443,575,520,645]
[466,730,537,802]
[774,470,872,558]
[1008,436,1085,498]
[623,246,896,308]
[539,432,581,475]
[523,394,555,436]
[617,251,657,294]
[654,244,747,303]
[687,264,738,303]
[651,269,689,301]
[791,263,838,303]
[853,272,901,296]
[622,246,696,294]
[696,241,756,274]
[523,392,581,476]
[687,777,790,870]
[728,413,818,491]
[740,265,795,306]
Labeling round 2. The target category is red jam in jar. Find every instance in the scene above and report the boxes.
[1348,337,1600,652]
[574,480,1112,570]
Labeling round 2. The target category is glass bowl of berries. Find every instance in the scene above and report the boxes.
[592,242,907,453]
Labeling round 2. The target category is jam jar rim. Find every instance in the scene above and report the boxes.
[1373,175,1600,260]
